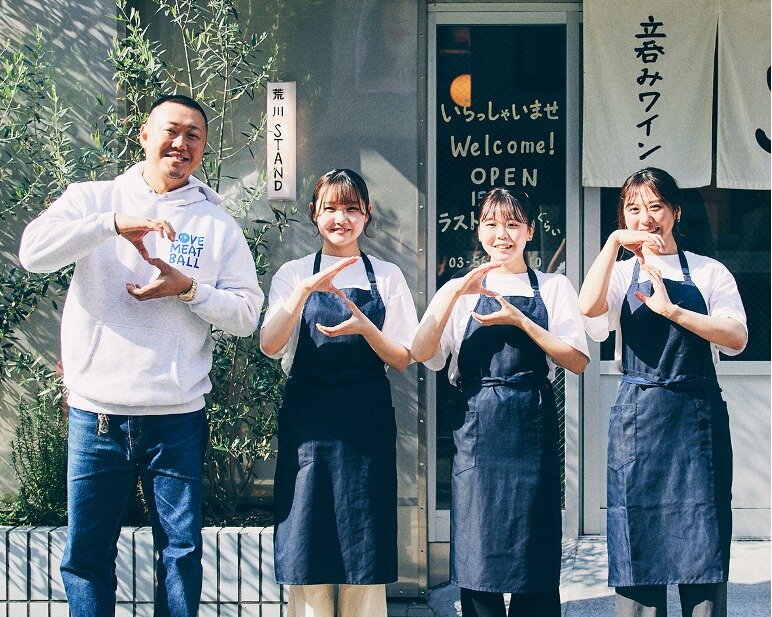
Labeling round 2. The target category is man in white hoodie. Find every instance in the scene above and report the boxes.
[19,95,264,617]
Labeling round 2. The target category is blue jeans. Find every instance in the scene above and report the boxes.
[61,407,208,617]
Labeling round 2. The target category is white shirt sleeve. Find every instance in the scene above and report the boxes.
[261,261,302,366]
[418,281,467,373]
[583,252,748,362]
[583,258,632,342]
[261,254,420,373]
[185,222,264,337]
[541,273,590,359]
[703,258,747,357]
[19,183,117,273]
[380,264,420,352]
[263,262,298,326]
[422,271,589,382]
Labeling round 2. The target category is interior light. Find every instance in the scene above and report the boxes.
[450,73,472,107]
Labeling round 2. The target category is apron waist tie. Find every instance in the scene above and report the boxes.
[621,373,721,394]
[461,371,549,392]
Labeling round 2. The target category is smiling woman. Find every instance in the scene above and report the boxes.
[412,188,588,617]
[311,199,369,255]
[476,188,535,263]
[620,187,676,249]
[305,169,373,254]
[579,167,748,616]
[259,169,419,617]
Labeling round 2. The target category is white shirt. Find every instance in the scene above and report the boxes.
[422,270,589,384]
[583,251,748,363]
[262,253,419,375]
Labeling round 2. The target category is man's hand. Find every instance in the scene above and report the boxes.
[114,214,176,260]
[126,258,193,301]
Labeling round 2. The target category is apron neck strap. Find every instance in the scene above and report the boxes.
[677,249,692,282]
[313,250,378,291]
[526,266,539,293]
[360,252,378,291]
[313,250,323,274]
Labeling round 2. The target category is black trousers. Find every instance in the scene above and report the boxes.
[460,587,561,617]
[615,583,727,617]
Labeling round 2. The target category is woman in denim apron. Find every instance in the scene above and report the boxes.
[413,189,589,617]
[579,168,748,617]
[260,169,418,617]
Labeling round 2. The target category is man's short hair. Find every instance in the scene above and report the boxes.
[149,95,208,130]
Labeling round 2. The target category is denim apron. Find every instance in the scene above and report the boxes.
[273,251,398,585]
[451,269,562,594]
[607,251,732,586]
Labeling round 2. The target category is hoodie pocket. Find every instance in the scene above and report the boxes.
[72,323,183,406]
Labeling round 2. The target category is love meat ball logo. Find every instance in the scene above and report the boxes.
[169,232,205,269]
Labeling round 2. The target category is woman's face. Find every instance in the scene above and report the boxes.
[622,184,678,242]
[314,194,369,256]
[478,215,533,263]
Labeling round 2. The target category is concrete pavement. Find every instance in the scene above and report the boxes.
[424,539,770,616]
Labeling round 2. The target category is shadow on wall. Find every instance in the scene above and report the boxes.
[0,0,115,143]
[0,0,115,250]
[0,0,115,495]
[208,0,420,285]
[0,0,117,393]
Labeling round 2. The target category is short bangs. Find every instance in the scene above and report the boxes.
[617,167,683,229]
[478,188,535,225]
[316,181,365,210]
[313,169,368,212]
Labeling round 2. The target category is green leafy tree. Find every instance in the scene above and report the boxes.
[0,34,75,379]
[0,0,293,525]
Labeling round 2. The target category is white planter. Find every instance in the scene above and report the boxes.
[0,526,287,617]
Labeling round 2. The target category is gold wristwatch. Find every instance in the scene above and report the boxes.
[178,278,198,302]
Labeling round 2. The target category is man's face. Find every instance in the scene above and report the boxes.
[140,102,206,189]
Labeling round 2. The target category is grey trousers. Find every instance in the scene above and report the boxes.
[615,584,727,617]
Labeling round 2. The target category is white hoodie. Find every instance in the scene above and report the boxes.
[19,163,264,415]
